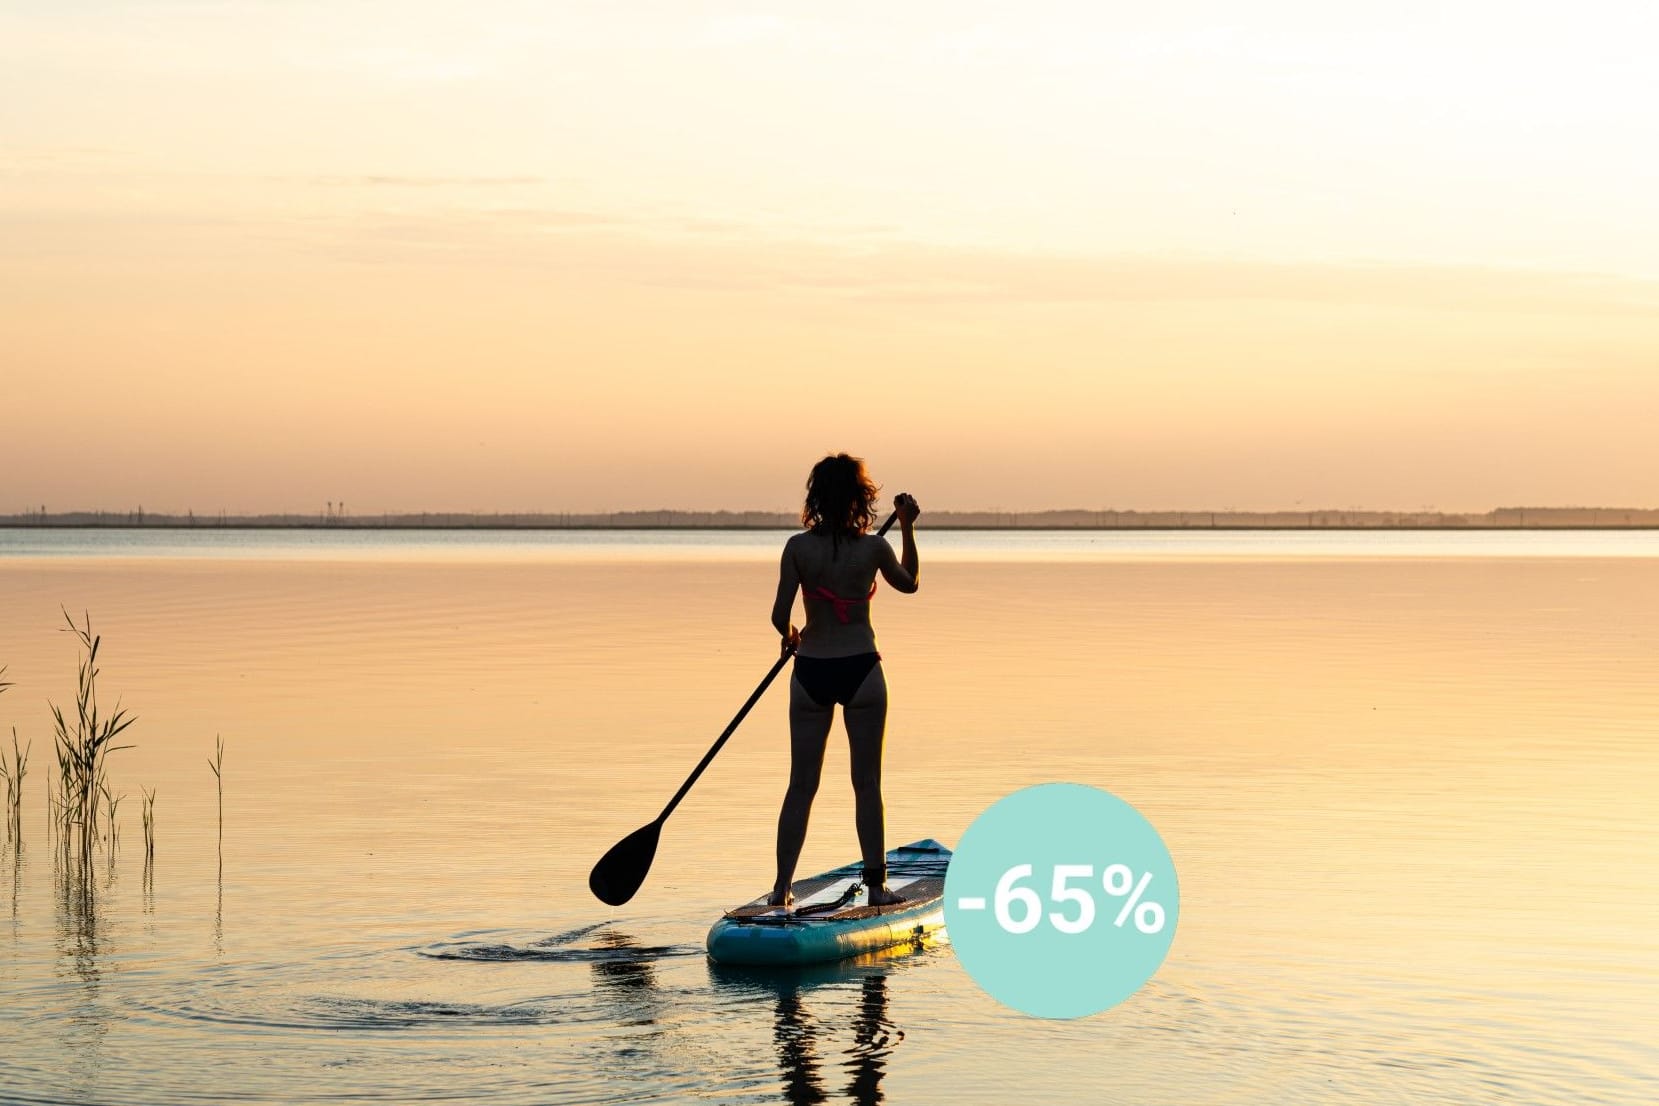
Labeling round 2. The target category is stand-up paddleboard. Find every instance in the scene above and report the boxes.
[706,840,951,966]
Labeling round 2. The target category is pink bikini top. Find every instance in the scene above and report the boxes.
[802,581,877,623]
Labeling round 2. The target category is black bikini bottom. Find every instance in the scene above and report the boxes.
[793,653,882,707]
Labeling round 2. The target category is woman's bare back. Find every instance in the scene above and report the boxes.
[777,531,916,658]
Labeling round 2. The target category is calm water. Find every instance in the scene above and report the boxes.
[1,529,1655,1104]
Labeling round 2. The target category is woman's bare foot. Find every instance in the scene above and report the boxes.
[766,888,793,910]
[868,885,906,907]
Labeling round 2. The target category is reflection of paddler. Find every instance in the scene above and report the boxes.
[711,956,902,1106]
[844,974,892,1106]
[772,981,827,1106]
[769,453,920,911]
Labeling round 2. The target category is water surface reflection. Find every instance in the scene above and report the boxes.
[712,948,927,1105]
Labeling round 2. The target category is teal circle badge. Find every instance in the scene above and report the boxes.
[944,782,1179,1018]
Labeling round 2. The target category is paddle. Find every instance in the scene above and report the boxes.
[588,508,901,906]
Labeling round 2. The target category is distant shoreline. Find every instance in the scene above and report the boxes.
[4,525,1658,532]
[5,508,1659,531]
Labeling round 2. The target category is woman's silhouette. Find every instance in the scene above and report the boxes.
[769,454,919,909]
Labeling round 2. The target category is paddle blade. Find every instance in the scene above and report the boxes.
[588,821,662,906]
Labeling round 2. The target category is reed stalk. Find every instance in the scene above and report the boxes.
[101,784,122,852]
[209,734,224,859]
[141,786,156,862]
[2,728,27,847]
[0,669,19,847]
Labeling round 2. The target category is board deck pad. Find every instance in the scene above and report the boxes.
[707,840,952,965]
[724,874,947,923]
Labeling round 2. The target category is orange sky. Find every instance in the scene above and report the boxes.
[5,3,1657,514]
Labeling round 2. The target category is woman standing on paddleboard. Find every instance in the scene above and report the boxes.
[769,453,920,909]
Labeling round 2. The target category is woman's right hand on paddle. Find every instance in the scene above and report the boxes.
[781,624,801,656]
[894,493,921,526]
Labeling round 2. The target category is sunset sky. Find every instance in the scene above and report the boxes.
[5,2,1657,514]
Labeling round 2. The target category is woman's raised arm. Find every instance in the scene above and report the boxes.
[876,495,920,593]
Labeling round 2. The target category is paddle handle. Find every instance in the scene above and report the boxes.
[653,508,901,824]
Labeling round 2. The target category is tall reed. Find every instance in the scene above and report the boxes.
[49,612,135,870]
[3,728,26,847]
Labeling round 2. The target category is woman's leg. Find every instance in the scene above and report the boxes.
[773,675,834,903]
[843,663,902,905]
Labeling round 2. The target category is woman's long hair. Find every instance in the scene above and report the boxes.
[802,453,879,542]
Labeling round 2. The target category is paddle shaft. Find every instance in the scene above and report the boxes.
[652,509,901,824]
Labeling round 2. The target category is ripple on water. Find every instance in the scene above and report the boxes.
[0,922,737,1105]
[5,911,953,1105]
[117,923,705,1034]
[419,920,704,965]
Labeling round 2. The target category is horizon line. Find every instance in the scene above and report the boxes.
[6,506,1659,531]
